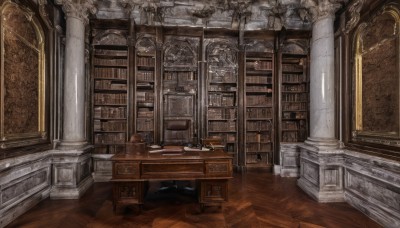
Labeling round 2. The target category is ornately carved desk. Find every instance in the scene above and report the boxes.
[111,146,233,212]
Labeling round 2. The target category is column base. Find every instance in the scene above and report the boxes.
[305,137,340,151]
[58,140,89,149]
[297,141,345,203]
[50,145,93,199]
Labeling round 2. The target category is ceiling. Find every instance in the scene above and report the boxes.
[94,0,314,31]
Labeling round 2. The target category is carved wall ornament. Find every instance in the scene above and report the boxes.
[136,35,156,54]
[281,40,309,55]
[92,29,127,45]
[38,0,53,29]
[244,39,274,53]
[343,0,364,34]
[163,38,198,68]
[55,0,97,25]
[300,0,345,23]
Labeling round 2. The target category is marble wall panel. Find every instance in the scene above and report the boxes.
[280,143,301,177]
[301,159,319,186]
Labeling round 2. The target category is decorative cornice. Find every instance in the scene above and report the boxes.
[300,0,345,23]
[55,0,97,25]
[343,0,364,34]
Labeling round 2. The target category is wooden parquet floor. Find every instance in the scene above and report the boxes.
[7,171,382,228]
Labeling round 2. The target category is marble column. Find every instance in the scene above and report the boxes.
[51,0,97,199]
[297,0,345,202]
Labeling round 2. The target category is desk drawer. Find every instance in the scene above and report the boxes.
[205,160,232,177]
[113,161,140,179]
[141,161,204,179]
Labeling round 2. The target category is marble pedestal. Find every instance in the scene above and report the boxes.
[297,143,344,202]
[50,145,93,199]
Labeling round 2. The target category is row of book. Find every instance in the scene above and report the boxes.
[208,94,236,107]
[282,102,307,111]
[94,49,127,57]
[94,68,127,79]
[208,133,236,143]
[164,71,196,81]
[94,107,126,119]
[246,95,272,106]
[246,121,271,131]
[282,121,299,130]
[282,64,303,72]
[93,120,127,132]
[137,108,153,118]
[282,132,300,142]
[94,93,127,105]
[136,91,154,102]
[246,85,272,93]
[246,60,273,70]
[93,58,127,66]
[95,80,127,90]
[94,133,126,144]
[246,132,271,143]
[209,84,237,92]
[282,73,306,83]
[136,119,154,131]
[246,107,272,119]
[282,93,308,102]
[246,143,272,152]
[282,111,307,119]
[246,76,272,84]
[282,84,307,92]
[137,71,154,82]
[208,108,236,119]
[93,145,126,154]
[137,56,155,67]
[208,120,236,132]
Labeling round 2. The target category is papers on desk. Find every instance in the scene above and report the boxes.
[183,147,210,151]
[148,148,183,153]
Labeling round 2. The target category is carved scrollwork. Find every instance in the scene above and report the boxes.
[343,0,365,34]
[300,0,344,23]
[38,0,53,29]
[92,29,127,46]
[136,35,156,55]
[244,40,274,53]
[163,38,198,68]
[281,40,309,55]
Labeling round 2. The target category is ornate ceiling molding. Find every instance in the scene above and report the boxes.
[343,0,364,34]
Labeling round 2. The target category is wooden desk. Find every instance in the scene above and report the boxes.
[111,146,233,212]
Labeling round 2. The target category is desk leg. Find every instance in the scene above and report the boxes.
[198,179,228,210]
[112,181,146,213]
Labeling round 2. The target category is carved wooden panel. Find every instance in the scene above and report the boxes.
[244,39,274,53]
[281,40,308,55]
[136,35,156,55]
[113,162,140,179]
[163,94,194,117]
[113,181,145,205]
[163,37,198,68]
[205,161,232,177]
[199,180,228,204]
[92,29,127,46]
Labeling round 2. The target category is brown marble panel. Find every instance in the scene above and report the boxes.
[361,36,398,133]
[3,5,38,47]
[3,30,39,135]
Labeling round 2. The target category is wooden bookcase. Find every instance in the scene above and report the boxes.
[244,52,274,168]
[134,36,157,144]
[92,45,128,154]
[205,40,239,165]
[280,54,308,142]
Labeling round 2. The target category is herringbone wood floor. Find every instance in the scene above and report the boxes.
[7,171,382,228]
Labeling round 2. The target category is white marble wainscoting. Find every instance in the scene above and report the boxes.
[297,143,345,203]
[344,150,400,228]
[50,145,93,199]
[0,151,52,227]
[280,143,301,177]
[92,154,113,182]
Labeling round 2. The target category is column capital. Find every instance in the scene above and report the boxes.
[56,0,97,25]
[300,0,345,23]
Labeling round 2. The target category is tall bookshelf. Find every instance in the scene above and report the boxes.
[135,36,156,144]
[206,41,238,165]
[244,52,274,168]
[92,45,128,154]
[280,55,308,142]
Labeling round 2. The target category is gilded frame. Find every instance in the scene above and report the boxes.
[0,0,46,148]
